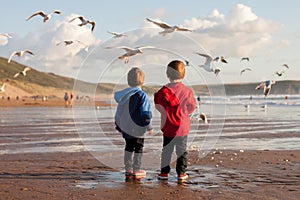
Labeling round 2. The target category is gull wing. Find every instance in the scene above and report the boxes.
[13,72,20,78]
[136,46,156,50]
[88,21,96,32]
[0,33,13,38]
[107,31,118,36]
[177,27,192,32]
[52,10,62,15]
[26,11,46,21]
[24,50,34,56]
[255,82,265,90]
[106,46,135,53]
[146,18,172,29]
[282,64,289,69]
[69,16,83,23]
[194,52,213,63]
[241,57,249,61]
[23,67,31,73]
[8,51,18,63]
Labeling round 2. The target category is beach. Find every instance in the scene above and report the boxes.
[0,101,299,199]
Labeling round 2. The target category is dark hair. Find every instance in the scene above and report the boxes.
[127,67,145,87]
[166,60,185,80]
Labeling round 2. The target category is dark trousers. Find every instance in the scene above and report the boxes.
[161,135,188,175]
[124,138,144,172]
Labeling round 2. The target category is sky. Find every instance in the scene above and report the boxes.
[0,0,299,86]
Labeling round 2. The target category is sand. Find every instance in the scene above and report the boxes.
[0,149,299,199]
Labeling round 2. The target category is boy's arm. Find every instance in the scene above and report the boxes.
[140,93,153,130]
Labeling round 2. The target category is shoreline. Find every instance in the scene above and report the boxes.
[0,98,112,107]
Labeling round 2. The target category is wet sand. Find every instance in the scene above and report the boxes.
[0,149,299,199]
[0,104,299,199]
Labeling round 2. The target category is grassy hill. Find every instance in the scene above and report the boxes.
[0,57,117,97]
[1,57,299,98]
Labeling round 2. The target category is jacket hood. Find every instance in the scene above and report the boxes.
[163,85,180,106]
[114,87,141,105]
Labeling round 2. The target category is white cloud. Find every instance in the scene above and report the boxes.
[0,14,100,78]
[183,4,280,58]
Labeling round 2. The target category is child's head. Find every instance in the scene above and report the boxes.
[166,60,185,81]
[127,67,145,87]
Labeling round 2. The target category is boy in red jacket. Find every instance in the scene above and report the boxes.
[154,60,196,180]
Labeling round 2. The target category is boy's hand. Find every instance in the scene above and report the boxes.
[148,129,154,135]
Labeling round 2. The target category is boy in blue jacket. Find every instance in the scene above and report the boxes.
[114,67,153,178]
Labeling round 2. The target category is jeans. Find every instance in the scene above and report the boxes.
[161,135,188,175]
[124,138,144,172]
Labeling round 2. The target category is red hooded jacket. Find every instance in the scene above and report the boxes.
[154,82,196,137]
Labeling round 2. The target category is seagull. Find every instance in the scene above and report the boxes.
[56,40,89,51]
[105,46,153,64]
[14,67,31,78]
[194,52,221,76]
[240,68,252,75]
[107,31,127,38]
[0,83,6,92]
[214,56,228,64]
[26,10,62,22]
[190,112,208,124]
[8,50,34,63]
[56,40,75,46]
[255,80,276,98]
[69,16,96,32]
[274,71,284,77]
[146,18,192,36]
[0,33,12,38]
[241,57,250,62]
[282,64,289,69]
[184,60,190,66]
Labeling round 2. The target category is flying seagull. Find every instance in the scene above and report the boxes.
[240,68,252,75]
[0,33,12,38]
[69,16,96,32]
[274,71,284,77]
[255,80,276,98]
[190,112,208,124]
[105,46,154,64]
[214,56,228,64]
[241,57,250,62]
[14,67,31,78]
[56,40,89,51]
[194,52,221,76]
[282,64,289,69]
[8,50,34,63]
[0,83,6,92]
[107,31,127,38]
[26,10,62,22]
[146,18,192,36]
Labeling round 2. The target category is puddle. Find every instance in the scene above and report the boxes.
[74,166,236,191]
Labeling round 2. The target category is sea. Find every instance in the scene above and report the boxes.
[0,94,299,158]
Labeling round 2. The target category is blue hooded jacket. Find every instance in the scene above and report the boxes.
[114,87,152,139]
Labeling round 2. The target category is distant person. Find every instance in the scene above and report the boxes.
[64,92,69,107]
[196,95,201,112]
[16,96,19,101]
[154,60,196,181]
[114,67,153,179]
[69,93,74,106]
